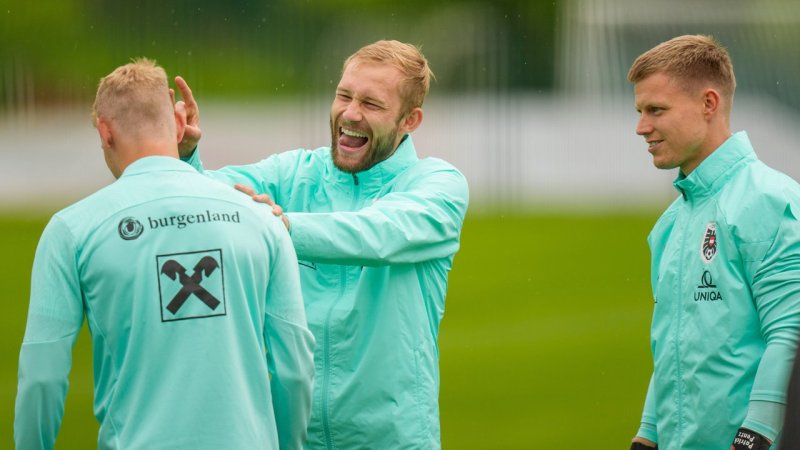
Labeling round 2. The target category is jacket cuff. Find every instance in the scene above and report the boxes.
[742,399,784,443]
[636,421,657,443]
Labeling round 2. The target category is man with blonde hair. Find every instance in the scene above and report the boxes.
[628,35,800,450]
[174,40,469,448]
[14,58,315,449]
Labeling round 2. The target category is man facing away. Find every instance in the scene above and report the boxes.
[174,40,469,449]
[14,58,315,450]
[628,35,800,450]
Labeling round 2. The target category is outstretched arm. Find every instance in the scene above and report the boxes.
[287,162,469,265]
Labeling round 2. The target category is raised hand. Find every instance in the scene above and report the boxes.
[172,76,202,157]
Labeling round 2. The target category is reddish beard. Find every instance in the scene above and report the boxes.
[330,116,401,173]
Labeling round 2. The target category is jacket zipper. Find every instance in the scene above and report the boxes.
[321,279,342,450]
[321,172,362,449]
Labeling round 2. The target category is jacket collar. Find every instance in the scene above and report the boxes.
[121,156,195,178]
[330,134,418,186]
[673,131,756,201]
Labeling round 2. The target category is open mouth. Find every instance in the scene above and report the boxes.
[338,126,369,151]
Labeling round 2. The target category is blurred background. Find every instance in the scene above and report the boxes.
[2,0,800,448]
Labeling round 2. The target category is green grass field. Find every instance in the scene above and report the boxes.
[1,210,659,449]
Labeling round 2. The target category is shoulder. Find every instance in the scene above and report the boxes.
[175,174,290,239]
[399,157,468,200]
[719,161,800,242]
[263,147,332,180]
[649,196,682,241]
[270,146,331,166]
[51,183,122,239]
[414,156,462,172]
[404,157,467,185]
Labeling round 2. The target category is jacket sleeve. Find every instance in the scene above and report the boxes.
[741,202,800,440]
[15,217,84,450]
[263,221,315,450]
[288,163,469,265]
[635,373,658,443]
[183,146,287,200]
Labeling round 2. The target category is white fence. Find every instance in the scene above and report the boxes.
[1,93,799,213]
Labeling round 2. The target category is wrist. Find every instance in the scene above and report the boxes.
[630,442,657,450]
[731,428,770,450]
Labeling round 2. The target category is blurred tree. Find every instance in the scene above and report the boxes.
[0,0,558,109]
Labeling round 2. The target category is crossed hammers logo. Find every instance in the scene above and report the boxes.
[161,256,221,314]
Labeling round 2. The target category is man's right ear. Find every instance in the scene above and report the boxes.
[97,118,114,151]
[174,107,187,145]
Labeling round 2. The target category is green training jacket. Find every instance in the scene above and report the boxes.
[636,132,800,449]
[15,157,315,450]
[187,135,469,449]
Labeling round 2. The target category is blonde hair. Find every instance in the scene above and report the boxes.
[92,57,174,136]
[343,40,434,112]
[628,35,736,101]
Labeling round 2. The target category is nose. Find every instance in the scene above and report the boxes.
[342,101,362,122]
[636,114,652,136]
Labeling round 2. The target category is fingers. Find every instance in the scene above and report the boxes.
[169,88,176,105]
[174,76,196,108]
[234,184,256,197]
[234,184,276,206]
[254,193,277,207]
[233,184,284,217]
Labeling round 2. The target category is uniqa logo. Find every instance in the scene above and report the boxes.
[694,270,723,302]
[118,217,144,240]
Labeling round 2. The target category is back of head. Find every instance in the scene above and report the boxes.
[92,58,174,139]
[628,35,736,104]
[343,40,434,113]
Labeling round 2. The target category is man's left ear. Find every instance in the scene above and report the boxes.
[174,107,187,144]
[703,88,721,117]
[401,107,423,134]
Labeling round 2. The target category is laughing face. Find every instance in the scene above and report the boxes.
[330,60,418,173]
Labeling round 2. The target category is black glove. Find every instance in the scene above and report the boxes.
[630,442,657,450]
[731,428,770,450]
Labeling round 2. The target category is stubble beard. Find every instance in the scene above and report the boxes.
[330,117,400,174]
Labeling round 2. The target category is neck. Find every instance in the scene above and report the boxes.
[706,121,733,154]
[680,125,733,176]
[112,136,179,177]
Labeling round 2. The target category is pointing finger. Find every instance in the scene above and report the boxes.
[174,76,196,107]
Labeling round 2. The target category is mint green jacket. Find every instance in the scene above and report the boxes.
[637,132,800,449]
[187,136,469,449]
[15,157,315,450]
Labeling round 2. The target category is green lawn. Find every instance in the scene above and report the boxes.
[1,211,659,449]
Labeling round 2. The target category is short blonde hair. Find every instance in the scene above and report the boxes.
[628,35,736,101]
[92,58,174,135]
[343,40,434,113]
